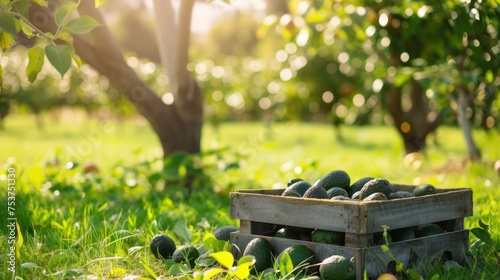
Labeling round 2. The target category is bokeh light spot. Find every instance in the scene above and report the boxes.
[401,122,411,133]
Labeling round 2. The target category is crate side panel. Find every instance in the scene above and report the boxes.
[231,192,362,232]
[363,189,472,233]
[363,230,469,278]
[231,230,468,280]
[231,188,472,234]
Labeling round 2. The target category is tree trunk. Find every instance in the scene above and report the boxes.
[454,51,482,160]
[456,86,481,160]
[385,79,441,154]
[152,0,203,123]
[29,1,202,157]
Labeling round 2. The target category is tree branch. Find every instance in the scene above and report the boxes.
[152,0,178,91]
[176,0,194,95]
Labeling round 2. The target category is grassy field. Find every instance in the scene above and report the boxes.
[1,114,499,279]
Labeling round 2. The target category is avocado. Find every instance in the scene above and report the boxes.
[413,183,437,197]
[287,177,304,187]
[172,244,199,267]
[326,187,348,199]
[303,185,328,199]
[358,178,393,200]
[311,229,345,246]
[330,196,352,201]
[348,176,374,197]
[389,191,413,199]
[317,169,351,191]
[150,234,176,259]
[243,237,274,274]
[282,188,302,197]
[319,255,356,280]
[277,244,317,276]
[362,192,388,201]
[390,227,416,242]
[213,225,239,241]
[415,223,445,237]
[351,191,361,200]
[288,180,312,196]
[275,227,300,240]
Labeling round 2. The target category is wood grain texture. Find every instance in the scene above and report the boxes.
[230,230,469,280]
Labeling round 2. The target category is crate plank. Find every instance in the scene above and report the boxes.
[361,189,472,233]
[362,229,469,278]
[231,231,359,262]
[231,192,362,233]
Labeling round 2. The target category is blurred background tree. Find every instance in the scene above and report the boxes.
[1,0,498,160]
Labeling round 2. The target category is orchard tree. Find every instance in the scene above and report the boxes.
[269,0,499,158]
[0,0,202,157]
[364,0,500,159]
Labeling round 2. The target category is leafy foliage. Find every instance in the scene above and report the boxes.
[0,0,100,83]
[190,0,500,132]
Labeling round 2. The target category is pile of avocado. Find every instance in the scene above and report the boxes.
[276,169,446,245]
[282,169,437,201]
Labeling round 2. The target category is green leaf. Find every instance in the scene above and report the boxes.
[209,251,234,269]
[479,219,490,230]
[168,263,190,276]
[0,11,18,35]
[16,222,23,258]
[193,273,203,280]
[406,268,423,280]
[54,1,78,27]
[394,67,415,87]
[32,0,48,7]
[237,255,255,266]
[471,228,493,245]
[203,233,217,249]
[64,15,100,34]
[26,46,45,83]
[230,261,252,279]
[45,44,72,77]
[20,262,39,268]
[95,0,110,8]
[203,268,224,280]
[396,261,404,273]
[0,31,14,51]
[174,219,192,244]
[141,260,158,279]
[202,232,227,252]
[279,252,293,278]
[57,31,73,42]
[19,18,34,37]
[12,0,31,18]
[196,252,217,267]
[262,272,279,280]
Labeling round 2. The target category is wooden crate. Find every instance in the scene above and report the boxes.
[229,185,473,279]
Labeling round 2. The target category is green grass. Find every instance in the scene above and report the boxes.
[1,114,499,279]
